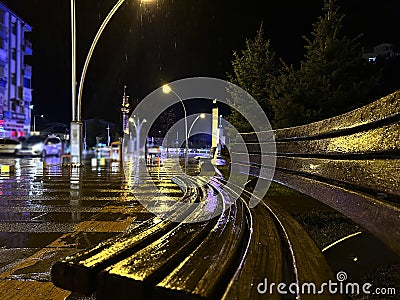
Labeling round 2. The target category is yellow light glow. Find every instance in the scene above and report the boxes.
[141,0,155,3]
[162,84,171,94]
[200,113,206,119]
[129,117,134,122]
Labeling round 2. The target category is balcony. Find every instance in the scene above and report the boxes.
[23,87,32,101]
[17,86,32,101]
[24,40,32,55]
[24,64,32,77]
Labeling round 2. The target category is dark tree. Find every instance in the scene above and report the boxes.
[226,24,279,132]
[270,0,380,128]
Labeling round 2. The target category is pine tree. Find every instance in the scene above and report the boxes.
[270,0,380,128]
[226,24,279,132]
[269,63,307,128]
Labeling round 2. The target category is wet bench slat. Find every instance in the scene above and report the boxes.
[96,213,218,299]
[152,199,245,300]
[231,90,400,257]
[221,202,283,300]
[232,154,400,197]
[51,176,203,295]
[262,199,341,300]
[273,171,400,256]
[220,182,341,300]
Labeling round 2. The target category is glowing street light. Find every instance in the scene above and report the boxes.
[162,84,189,168]
[162,84,172,94]
[187,113,206,139]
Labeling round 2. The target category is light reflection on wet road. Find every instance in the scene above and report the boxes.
[0,154,181,299]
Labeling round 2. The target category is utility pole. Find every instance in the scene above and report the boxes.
[106,125,110,146]
[121,85,130,133]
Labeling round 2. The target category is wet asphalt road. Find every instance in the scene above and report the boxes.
[0,154,177,299]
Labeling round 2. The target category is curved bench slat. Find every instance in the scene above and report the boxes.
[274,90,400,140]
[263,199,343,300]
[51,175,201,295]
[232,155,400,198]
[276,156,400,198]
[222,203,283,300]
[153,200,246,299]
[233,120,400,156]
[96,216,218,299]
[273,170,400,256]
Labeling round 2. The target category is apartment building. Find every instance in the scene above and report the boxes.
[0,2,32,138]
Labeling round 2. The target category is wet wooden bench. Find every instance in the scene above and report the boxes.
[52,91,400,299]
[52,163,341,299]
[232,90,400,258]
[52,177,339,299]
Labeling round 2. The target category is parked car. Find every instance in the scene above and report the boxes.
[42,135,62,157]
[0,138,21,154]
[16,135,46,157]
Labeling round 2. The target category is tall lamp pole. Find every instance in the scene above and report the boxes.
[70,0,81,166]
[187,113,206,139]
[33,114,44,133]
[70,0,153,166]
[129,116,147,155]
[162,84,188,169]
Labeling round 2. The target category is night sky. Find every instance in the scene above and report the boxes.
[2,0,400,126]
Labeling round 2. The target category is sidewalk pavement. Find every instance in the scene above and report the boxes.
[0,156,167,299]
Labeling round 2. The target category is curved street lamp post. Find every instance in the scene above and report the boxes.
[187,113,206,149]
[70,0,153,166]
[129,116,147,156]
[162,84,189,169]
[33,114,44,133]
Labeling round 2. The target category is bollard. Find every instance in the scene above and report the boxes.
[61,154,71,166]
[91,158,98,167]
[1,165,15,174]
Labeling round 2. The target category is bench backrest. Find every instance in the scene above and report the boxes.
[231,90,400,256]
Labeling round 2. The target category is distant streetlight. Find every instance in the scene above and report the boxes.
[70,0,155,166]
[162,84,189,168]
[129,116,147,156]
[187,113,206,140]
[33,114,44,133]
[106,125,111,146]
